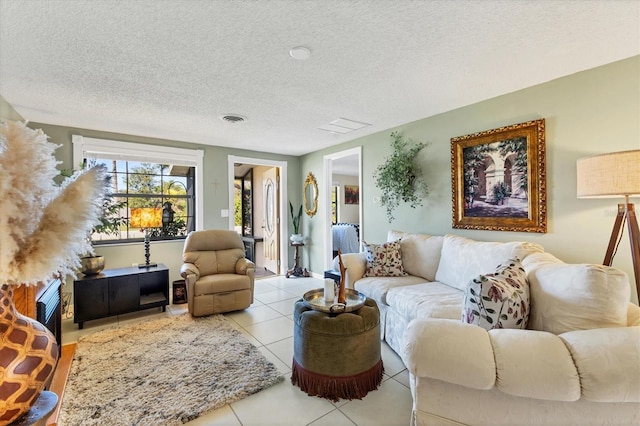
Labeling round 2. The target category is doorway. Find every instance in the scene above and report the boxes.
[228,156,289,275]
[323,147,363,269]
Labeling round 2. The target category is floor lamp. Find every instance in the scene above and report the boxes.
[577,149,640,300]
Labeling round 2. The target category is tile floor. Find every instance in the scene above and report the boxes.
[62,275,413,426]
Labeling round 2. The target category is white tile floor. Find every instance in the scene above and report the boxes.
[62,275,413,426]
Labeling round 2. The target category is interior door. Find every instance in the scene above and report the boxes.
[262,167,280,274]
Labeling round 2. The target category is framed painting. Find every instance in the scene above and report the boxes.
[344,185,359,205]
[451,118,546,233]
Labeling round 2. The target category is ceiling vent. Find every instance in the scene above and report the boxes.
[319,118,371,135]
[220,114,247,123]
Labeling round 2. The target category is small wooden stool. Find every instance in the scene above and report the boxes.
[291,297,383,401]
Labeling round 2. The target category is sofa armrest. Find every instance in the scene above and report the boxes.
[235,257,255,275]
[404,319,640,403]
[628,302,640,326]
[402,318,496,390]
[332,252,367,289]
[180,262,200,280]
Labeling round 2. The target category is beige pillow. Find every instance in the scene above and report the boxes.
[523,252,630,334]
[387,230,443,281]
[435,234,543,291]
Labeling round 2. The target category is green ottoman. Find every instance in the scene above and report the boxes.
[291,297,383,401]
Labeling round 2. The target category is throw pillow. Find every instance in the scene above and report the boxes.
[462,257,530,330]
[363,240,407,277]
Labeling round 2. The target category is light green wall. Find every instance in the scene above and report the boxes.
[301,56,640,303]
[27,122,302,287]
[0,94,24,121]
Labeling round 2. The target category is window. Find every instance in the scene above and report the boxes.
[72,136,204,244]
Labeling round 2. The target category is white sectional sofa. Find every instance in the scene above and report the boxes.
[337,231,640,426]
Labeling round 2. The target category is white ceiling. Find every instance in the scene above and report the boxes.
[1,1,638,156]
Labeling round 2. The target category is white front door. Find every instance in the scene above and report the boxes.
[262,167,280,274]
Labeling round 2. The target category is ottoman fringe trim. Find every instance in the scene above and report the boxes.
[290,358,384,402]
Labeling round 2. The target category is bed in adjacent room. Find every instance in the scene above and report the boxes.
[332,223,360,256]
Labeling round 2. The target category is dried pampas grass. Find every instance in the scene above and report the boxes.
[0,121,107,286]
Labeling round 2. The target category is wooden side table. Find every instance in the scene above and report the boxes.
[286,242,310,278]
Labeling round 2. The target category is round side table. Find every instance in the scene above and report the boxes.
[286,242,310,278]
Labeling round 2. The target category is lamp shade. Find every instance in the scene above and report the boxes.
[130,207,162,228]
[576,149,640,198]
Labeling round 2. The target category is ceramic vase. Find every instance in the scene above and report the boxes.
[0,284,59,424]
[290,234,304,243]
[80,255,105,275]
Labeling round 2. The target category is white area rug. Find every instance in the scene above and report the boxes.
[59,313,283,425]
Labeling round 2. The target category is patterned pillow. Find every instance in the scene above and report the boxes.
[363,240,407,277]
[462,257,529,330]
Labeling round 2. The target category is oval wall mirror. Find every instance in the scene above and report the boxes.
[304,172,318,217]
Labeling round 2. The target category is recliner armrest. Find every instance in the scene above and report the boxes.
[180,262,200,280]
[236,258,255,275]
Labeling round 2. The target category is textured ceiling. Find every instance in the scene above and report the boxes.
[1,0,638,156]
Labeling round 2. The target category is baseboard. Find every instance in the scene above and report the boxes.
[46,343,76,425]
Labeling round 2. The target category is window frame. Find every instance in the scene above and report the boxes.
[72,135,204,244]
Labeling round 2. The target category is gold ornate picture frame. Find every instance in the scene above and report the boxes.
[451,119,546,233]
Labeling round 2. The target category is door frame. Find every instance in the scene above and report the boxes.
[323,146,363,269]
[228,155,289,273]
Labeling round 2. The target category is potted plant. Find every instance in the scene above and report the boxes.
[492,181,512,205]
[373,132,429,222]
[62,167,127,274]
[289,201,303,243]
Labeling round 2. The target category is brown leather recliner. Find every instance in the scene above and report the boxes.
[180,229,255,317]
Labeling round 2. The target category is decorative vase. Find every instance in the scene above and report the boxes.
[0,284,59,424]
[80,255,105,275]
[290,234,304,243]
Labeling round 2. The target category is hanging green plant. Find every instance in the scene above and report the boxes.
[373,132,429,222]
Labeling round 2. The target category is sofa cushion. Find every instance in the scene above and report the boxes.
[355,275,428,306]
[560,327,640,402]
[386,281,463,324]
[522,252,630,334]
[462,258,529,330]
[435,234,544,291]
[387,230,443,281]
[363,240,407,277]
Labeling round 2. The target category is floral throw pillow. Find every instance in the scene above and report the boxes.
[363,240,407,277]
[462,257,529,330]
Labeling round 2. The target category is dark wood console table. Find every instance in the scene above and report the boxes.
[73,264,169,329]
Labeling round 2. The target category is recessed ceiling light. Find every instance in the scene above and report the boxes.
[289,46,311,60]
[220,114,247,123]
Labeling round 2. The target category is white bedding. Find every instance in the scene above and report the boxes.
[332,224,359,253]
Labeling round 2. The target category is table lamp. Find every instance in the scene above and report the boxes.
[576,149,640,298]
[130,207,162,268]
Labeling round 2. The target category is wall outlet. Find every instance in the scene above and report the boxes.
[132,263,139,267]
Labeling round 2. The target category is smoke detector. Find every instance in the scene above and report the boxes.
[220,114,247,123]
[289,46,311,60]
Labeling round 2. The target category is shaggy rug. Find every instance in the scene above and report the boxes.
[58,313,283,425]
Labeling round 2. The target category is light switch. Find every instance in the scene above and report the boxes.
[221,209,229,217]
